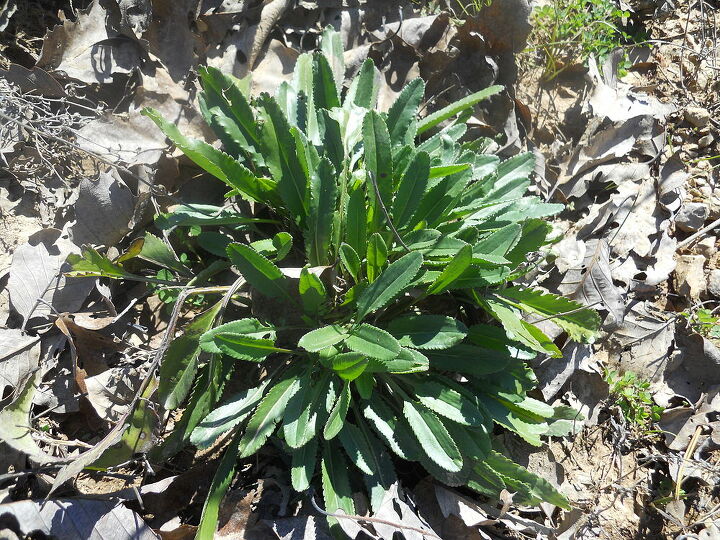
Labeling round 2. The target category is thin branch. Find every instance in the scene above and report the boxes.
[368,171,410,252]
[309,493,440,538]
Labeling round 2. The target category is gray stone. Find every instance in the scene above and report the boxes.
[684,107,711,128]
[676,202,709,233]
[709,270,720,299]
[698,134,714,148]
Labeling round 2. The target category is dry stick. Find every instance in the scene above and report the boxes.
[676,215,720,250]
[0,110,165,198]
[367,171,410,252]
[675,424,704,502]
[309,493,440,539]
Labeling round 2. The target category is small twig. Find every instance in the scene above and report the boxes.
[367,171,410,252]
[676,216,720,250]
[309,493,440,538]
[676,424,703,501]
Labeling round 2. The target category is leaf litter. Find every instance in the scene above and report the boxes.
[1,0,720,538]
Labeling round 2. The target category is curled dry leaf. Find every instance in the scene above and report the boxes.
[68,169,136,248]
[0,329,40,398]
[0,370,67,465]
[7,232,94,325]
[0,498,159,539]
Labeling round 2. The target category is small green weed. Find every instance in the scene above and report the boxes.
[681,307,720,339]
[604,369,663,428]
[530,0,633,81]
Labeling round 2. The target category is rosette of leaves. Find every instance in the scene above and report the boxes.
[70,28,599,538]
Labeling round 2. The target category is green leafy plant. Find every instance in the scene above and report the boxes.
[680,307,720,340]
[604,369,663,428]
[530,0,634,81]
[70,28,600,537]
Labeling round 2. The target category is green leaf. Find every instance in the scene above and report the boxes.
[426,244,473,294]
[345,58,379,108]
[291,437,318,492]
[387,314,467,350]
[299,267,327,317]
[355,251,423,321]
[366,232,388,283]
[143,108,271,204]
[339,243,361,283]
[417,85,503,134]
[198,66,261,148]
[155,204,278,229]
[195,429,242,540]
[319,26,344,86]
[312,52,341,110]
[256,95,310,224]
[66,247,144,281]
[403,401,462,472]
[190,381,269,448]
[155,355,234,460]
[392,151,430,229]
[237,375,301,458]
[321,441,355,533]
[473,224,522,264]
[345,323,401,361]
[386,78,424,146]
[345,183,367,256]
[158,302,222,410]
[338,423,396,491]
[211,333,290,362]
[362,398,420,461]
[496,287,600,342]
[331,352,370,381]
[427,344,511,376]
[226,243,292,302]
[298,325,348,352]
[272,232,293,261]
[317,108,344,171]
[306,157,337,265]
[324,381,350,440]
[200,319,275,354]
[354,373,375,400]
[367,347,429,374]
[284,371,331,448]
[413,380,485,426]
[485,450,570,509]
[428,163,471,179]
[363,110,393,231]
[138,233,192,277]
[483,298,562,357]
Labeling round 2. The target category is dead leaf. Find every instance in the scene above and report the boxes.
[7,232,95,325]
[0,498,159,539]
[264,516,333,540]
[558,238,626,328]
[534,341,593,401]
[0,329,40,399]
[673,254,706,301]
[85,366,143,424]
[36,0,143,84]
[434,485,494,528]
[0,370,66,465]
[68,169,136,247]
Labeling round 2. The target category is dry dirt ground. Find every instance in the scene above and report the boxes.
[1,0,719,539]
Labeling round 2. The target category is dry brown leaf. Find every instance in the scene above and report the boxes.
[0,329,40,399]
[0,498,158,539]
[7,231,95,325]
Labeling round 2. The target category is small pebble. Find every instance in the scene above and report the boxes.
[675,202,709,233]
[698,134,714,148]
[708,269,720,299]
[684,106,711,128]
